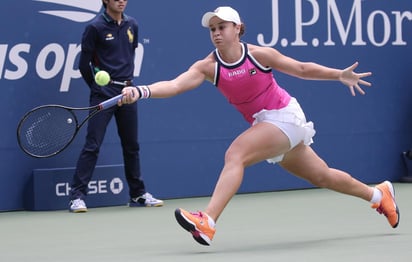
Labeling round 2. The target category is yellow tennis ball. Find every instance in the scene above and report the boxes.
[95,70,110,86]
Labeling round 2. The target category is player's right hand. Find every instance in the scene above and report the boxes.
[119,86,139,105]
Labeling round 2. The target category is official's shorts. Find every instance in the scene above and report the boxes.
[252,97,316,163]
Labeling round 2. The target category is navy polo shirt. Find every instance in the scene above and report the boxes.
[79,12,139,87]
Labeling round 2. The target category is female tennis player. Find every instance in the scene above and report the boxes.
[120,6,399,246]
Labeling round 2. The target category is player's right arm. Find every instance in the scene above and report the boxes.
[122,55,215,103]
[148,59,207,98]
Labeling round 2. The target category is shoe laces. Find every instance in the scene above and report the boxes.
[188,211,216,232]
[374,202,393,218]
[190,211,205,219]
[375,205,385,216]
[190,211,213,227]
[141,192,153,200]
[71,199,85,208]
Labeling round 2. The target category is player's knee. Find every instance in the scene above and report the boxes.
[224,147,246,167]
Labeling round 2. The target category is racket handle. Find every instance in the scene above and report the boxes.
[99,94,123,109]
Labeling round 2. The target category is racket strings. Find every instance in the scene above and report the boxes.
[18,107,77,157]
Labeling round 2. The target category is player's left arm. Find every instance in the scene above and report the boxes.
[252,45,372,96]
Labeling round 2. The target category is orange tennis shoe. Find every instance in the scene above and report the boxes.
[174,208,216,246]
[371,181,400,228]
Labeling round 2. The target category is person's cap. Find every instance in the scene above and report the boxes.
[201,6,241,28]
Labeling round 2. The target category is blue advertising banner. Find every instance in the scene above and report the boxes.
[1,0,411,211]
[27,165,128,211]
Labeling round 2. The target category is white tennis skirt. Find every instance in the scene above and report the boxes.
[252,97,316,163]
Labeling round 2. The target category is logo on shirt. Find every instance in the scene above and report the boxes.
[127,27,134,43]
[228,69,246,77]
[249,68,257,75]
[34,0,102,22]
[105,33,114,41]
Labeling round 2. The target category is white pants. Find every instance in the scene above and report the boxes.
[252,98,316,163]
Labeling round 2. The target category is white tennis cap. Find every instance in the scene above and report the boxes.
[201,6,241,27]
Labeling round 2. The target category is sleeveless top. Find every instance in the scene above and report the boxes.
[213,42,291,124]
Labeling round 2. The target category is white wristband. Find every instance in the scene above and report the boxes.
[136,85,151,99]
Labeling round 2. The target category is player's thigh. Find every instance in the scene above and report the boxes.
[279,144,329,180]
[227,122,290,166]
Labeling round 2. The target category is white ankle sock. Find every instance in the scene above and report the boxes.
[205,213,215,228]
[370,187,383,203]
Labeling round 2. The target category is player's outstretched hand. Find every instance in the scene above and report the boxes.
[339,62,372,96]
[118,86,139,106]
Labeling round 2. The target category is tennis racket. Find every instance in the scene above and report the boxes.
[17,94,123,158]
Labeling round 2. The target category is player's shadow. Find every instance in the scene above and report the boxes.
[221,233,400,253]
[169,232,400,256]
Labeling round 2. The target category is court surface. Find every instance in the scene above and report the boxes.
[1,183,411,262]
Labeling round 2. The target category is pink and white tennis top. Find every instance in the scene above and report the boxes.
[213,42,291,124]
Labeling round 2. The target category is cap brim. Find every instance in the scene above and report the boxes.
[201,12,216,27]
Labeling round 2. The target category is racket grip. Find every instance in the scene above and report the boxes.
[99,94,123,109]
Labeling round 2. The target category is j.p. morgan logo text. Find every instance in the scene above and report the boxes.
[257,0,411,47]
